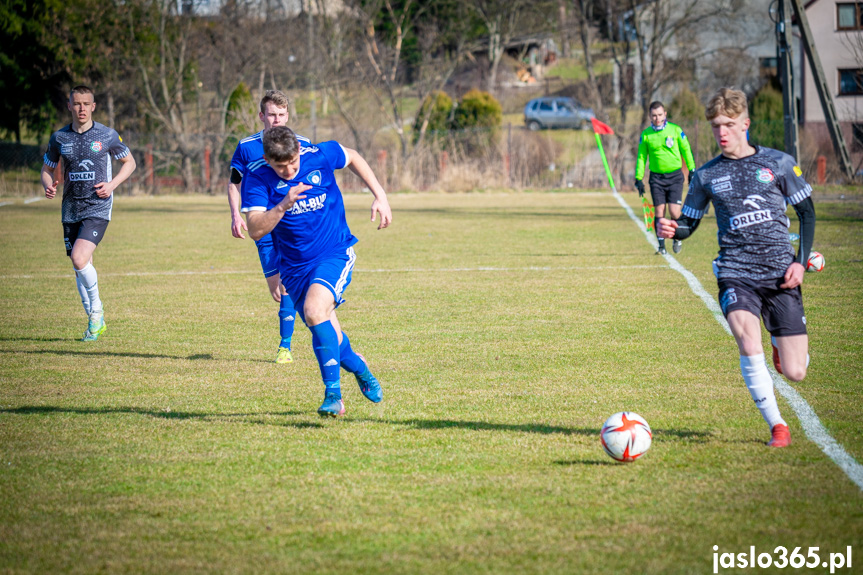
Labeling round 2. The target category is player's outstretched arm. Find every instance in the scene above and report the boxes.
[656,217,677,239]
[343,147,392,230]
[94,154,137,199]
[41,164,59,199]
[246,183,310,241]
[227,179,248,239]
[782,197,816,289]
[658,214,701,240]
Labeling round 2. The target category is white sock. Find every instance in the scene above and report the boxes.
[75,274,91,315]
[74,263,102,315]
[740,354,786,428]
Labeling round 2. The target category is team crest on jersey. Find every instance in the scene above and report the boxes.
[90,141,103,152]
[307,170,322,185]
[755,168,774,183]
[665,137,674,148]
[61,143,73,155]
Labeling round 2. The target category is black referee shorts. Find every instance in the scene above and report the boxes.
[648,169,685,206]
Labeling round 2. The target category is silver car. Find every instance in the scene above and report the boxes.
[524,97,595,131]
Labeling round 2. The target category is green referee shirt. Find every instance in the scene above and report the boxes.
[635,121,696,180]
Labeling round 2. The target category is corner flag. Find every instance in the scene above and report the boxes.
[591,118,614,135]
[591,118,616,190]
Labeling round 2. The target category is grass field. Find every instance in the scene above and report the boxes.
[0,190,861,574]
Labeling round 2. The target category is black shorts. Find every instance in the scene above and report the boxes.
[717,276,807,337]
[62,218,109,256]
[648,170,685,207]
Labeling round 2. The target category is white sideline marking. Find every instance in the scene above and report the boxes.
[611,186,863,490]
[0,202,12,208]
[0,264,659,281]
[24,197,44,204]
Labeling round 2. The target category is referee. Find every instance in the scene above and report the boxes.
[635,101,695,254]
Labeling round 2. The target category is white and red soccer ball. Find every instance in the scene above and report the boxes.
[806,251,825,272]
[600,411,652,462]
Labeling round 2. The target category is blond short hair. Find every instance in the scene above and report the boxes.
[705,88,748,121]
[260,90,290,114]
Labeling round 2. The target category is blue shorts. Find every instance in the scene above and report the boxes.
[255,234,280,278]
[282,246,357,320]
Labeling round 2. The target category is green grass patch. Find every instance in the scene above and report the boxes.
[545,57,614,82]
[0,191,861,574]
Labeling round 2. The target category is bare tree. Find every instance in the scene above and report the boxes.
[409,2,475,144]
[467,0,531,94]
[625,0,733,126]
[592,0,736,183]
[572,0,605,119]
[131,0,203,190]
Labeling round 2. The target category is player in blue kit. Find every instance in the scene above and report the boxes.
[42,85,137,341]
[228,90,307,363]
[242,126,392,417]
[657,88,816,448]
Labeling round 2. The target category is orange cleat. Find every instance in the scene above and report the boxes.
[768,424,791,448]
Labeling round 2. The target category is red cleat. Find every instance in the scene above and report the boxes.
[768,424,791,448]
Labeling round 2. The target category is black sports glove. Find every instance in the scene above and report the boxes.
[635,180,645,197]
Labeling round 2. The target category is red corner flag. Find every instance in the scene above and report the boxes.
[591,118,614,135]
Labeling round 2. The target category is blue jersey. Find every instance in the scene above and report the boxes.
[230,130,310,195]
[241,140,357,271]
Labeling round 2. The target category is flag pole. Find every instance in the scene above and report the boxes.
[591,118,616,191]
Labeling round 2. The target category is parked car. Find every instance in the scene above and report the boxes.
[524,97,595,131]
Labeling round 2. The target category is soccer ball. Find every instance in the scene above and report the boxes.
[600,412,652,462]
[806,251,825,272]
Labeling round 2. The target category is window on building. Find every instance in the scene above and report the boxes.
[853,124,863,152]
[839,69,863,95]
[837,2,863,30]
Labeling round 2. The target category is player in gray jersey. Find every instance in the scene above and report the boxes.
[41,85,137,341]
[657,88,816,448]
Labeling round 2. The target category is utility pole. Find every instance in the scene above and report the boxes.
[775,0,799,160]
[789,0,855,180]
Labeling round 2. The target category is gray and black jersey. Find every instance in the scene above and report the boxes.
[44,122,131,223]
[683,146,812,281]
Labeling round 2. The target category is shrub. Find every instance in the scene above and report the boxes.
[413,91,453,144]
[669,86,703,123]
[749,82,785,150]
[450,89,502,154]
[224,82,257,157]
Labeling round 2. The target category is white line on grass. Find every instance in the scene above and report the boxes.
[23,197,45,204]
[0,202,12,208]
[0,264,660,281]
[611,186,863,490]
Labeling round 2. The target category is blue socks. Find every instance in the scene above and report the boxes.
[339,332,367,375]
[309,320,341,398]
[278,295,295,350]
